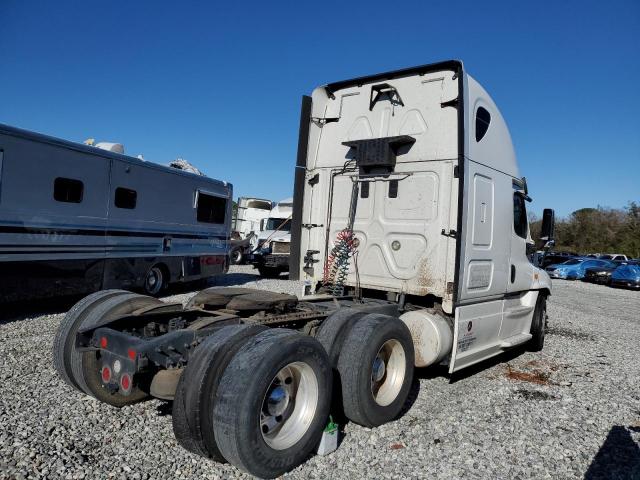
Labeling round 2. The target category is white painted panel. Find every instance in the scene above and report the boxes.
[459,162,510,301]
[471,174,493,247]
[301,69,459,300]
[449,301,503,373]
[500,290,538,340]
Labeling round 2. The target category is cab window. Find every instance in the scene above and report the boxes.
[513,193,528,239]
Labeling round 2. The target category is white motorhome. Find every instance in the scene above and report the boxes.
[250,197,293,277]
[55,61,554,479]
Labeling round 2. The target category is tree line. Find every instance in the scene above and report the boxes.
[529,202,640,258]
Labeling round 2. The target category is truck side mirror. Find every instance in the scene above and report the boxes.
[260,219,265,231]
[540,208,555,241]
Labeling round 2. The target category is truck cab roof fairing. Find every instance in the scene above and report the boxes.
[322,60,464,98]
[464,74,520,179]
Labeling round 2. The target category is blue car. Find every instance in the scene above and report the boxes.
[545,258,616,280]
[610,263,640,289]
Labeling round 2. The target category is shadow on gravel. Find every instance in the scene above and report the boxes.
[584,425,640,480]
[0,295,84,324]
[448,347,525,384]
[547,326,596,341]
[330,376,420,442]
[201,272,263,287]
[156,401,173,417]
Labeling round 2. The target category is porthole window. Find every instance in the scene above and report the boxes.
[475,106,491,142]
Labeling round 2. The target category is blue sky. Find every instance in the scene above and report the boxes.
[1,0,638,218]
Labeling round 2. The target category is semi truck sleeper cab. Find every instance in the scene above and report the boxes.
[54,60,554,479]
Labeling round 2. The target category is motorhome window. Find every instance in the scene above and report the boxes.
[115,187,137,209]
[197,192,226,224]
[513,193,528,238]
[265,218,292,231]
[475,107,491,142]
[54,177,83,203]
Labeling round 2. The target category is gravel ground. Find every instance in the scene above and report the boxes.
[1,266,639,480]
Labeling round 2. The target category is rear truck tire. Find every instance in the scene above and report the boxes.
[53,290,130,391]
[316,308,368,367]
[172,324,267,460]
[230,248,243,265]
[528,295,547,352]
[336,313,414,428]
[143,265,166,296]
[72,293,163,407]
[257,266,281,278]
[213,329,332,479]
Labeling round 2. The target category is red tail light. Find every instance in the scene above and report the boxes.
[120,373,131,392]
[101,366,111,383]
[127,349,136,360]
[100,337,108,349]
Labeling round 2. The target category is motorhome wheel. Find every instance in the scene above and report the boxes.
[143,266,165,296]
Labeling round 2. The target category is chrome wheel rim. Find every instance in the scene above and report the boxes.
[260,361,318,450]
[145,267,163,295]
[371,339,406,406]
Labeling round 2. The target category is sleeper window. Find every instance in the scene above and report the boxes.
[197,192,226,224]
[54,177,83,203]
[115,187,137,209]
[475,106,491,142]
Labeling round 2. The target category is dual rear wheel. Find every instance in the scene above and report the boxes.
[173,326,332,478]
[174,311,414,477]
[317,311,415,428]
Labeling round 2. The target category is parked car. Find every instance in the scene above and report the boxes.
[599,254,629,261]
[582,260,624,285]
[610,262,640,289]
[545,258,614,280]
[540,253,576,269]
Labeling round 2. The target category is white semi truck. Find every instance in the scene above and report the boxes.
[250,197,293,277]
[54,60,554,479]
[229,196,273,264]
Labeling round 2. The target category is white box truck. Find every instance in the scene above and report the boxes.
[54,60,554,478]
